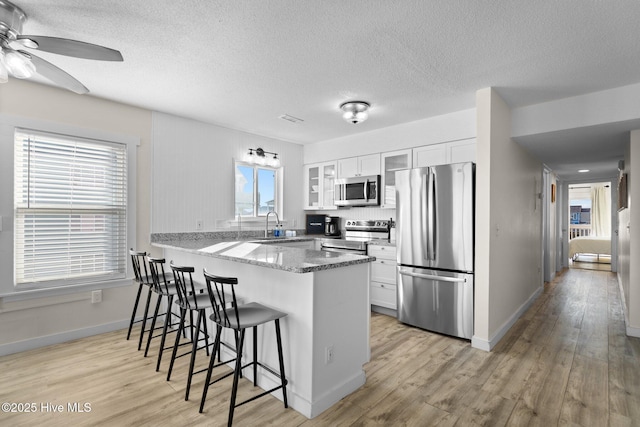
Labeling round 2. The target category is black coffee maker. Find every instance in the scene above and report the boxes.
[324,216,341,237]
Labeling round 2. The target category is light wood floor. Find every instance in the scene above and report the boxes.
[1,268,639,426]
[570,254,612,272]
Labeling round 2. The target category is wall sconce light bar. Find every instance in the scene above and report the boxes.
[243,147,280,167]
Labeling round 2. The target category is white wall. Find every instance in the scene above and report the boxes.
[618,131,640,335]
[304,109,476,164]
[151,112,304,233]
[511,82,640,138]
[474,88,543,350]
[0,80,153,354]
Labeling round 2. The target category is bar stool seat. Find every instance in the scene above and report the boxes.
[199,269,288,426]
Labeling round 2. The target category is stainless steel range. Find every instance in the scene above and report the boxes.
[320,219,390,254]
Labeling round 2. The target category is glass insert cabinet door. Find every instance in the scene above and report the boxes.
[305,161,337,210]
[322,163,336,207]
[381,149,412,208]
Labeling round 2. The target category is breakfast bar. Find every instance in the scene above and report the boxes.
[152,236,374,419]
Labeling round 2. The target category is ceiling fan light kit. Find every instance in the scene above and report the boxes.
[0,0,123,94]
[340,101,370,124]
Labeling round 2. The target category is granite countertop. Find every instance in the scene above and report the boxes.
[152,236,375,274]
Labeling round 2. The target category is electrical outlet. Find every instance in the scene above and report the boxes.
[325,345,334,364]
[91,290,102,304]
[196,219,203,230]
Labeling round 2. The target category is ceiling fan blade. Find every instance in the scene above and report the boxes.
[17,35,123,61]
[28,52,89,94]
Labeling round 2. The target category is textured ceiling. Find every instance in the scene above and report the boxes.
[8,0,640,179]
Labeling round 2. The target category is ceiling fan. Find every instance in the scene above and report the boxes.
[0,0,123,94]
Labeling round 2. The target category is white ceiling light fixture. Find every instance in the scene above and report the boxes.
[340,101,370,124]
[578,169,590,173]
[243,147,281,168]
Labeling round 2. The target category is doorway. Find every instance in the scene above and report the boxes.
[567,182,613,271]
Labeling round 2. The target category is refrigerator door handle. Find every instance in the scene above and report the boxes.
[427,169,435,260]
[398,269,467,283]
[421,172,428,260]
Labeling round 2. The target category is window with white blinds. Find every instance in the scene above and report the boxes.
[14,129,128,287]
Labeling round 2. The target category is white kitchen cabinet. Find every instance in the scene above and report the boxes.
[449,139,476,163]
[412,139,476,168]
[368,244,397,311]
[412,144,448,168]
[337,153,381,177]
[304,161,338,210]
[380,149,412,209]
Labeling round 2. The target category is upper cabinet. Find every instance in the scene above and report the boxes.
[304,161,338,210]
[337,153,381,178]
[413,139,476,168]
[449,139,477,164]
[380,149,412,209]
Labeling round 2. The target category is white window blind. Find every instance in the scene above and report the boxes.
[14,129,127,287]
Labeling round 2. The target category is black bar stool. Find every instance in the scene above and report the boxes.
[144,256,183,371]
[199,269,288,426]
[127,249,156,350]
[167,262,212,401]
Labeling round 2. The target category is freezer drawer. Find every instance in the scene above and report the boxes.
[397,267,473,339]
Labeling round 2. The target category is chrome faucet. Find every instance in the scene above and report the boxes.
[265,211,280,238]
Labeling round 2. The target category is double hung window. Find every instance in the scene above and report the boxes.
[234,162,278,217]
[14,129,127,288]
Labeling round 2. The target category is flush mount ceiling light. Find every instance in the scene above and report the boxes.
[340,101,370,124]
[243,147,280,168]
[578,169,590,173]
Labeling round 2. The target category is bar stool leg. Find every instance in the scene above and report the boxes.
[167,307,186,381]
[137,287,154,350]
[199,325,222,413]
[126,282,144,340]
[144,293,163,357]
[253,325,258,386]
[229,328,246,427]
[185,309,204,401]
[275,319,288,408]
[156,294,174,372]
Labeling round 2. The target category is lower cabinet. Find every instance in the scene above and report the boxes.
[367,244,397,312]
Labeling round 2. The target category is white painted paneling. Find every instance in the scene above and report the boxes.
[152,112,305,233]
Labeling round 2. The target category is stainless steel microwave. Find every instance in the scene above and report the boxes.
[334,175,380,207]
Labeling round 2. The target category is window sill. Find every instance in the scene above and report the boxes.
[0,277,132,307]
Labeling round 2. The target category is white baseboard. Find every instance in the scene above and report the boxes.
[626,325,640,338]
[0,319,129,357]
[616,276,640,338]
[472,285,543,352]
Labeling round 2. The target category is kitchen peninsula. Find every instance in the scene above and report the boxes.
[151,234,374,418]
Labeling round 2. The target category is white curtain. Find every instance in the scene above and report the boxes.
[591,185,611,237]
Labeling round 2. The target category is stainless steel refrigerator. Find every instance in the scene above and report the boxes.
[395,162,474,339]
